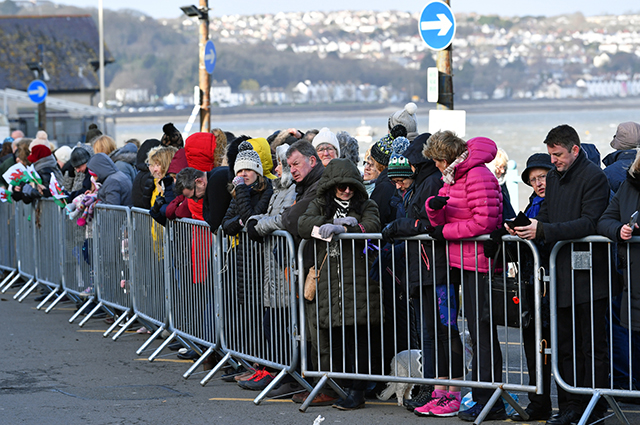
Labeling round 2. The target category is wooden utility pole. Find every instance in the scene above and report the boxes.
[199,0,210,132]
[436,0,454,110]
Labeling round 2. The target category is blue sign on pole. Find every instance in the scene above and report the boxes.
[27,79,48,104]
[418,1,456,51]
[204,40,217,74]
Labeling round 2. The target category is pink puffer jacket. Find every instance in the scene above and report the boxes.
[426,137,503,273]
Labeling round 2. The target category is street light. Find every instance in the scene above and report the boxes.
[181,2,210,133]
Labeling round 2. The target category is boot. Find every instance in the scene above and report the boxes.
[333,390,365,410]
[404,385,435,411]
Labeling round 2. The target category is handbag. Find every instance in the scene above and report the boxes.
[304,253,328,301]
[481,248,532,328]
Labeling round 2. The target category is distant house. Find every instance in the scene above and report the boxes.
[0,15,114,106]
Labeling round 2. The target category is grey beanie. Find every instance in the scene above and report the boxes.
[388,102,418,139]
[611,122,640,150]
[336,131,359,166]
[234,141,263,176]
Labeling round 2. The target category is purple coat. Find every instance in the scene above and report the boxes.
[426,137,503,273]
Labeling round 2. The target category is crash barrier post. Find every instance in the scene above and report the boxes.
[125,208,171,349]
[12,201,37,300]
[163,218,222,378]
[549,236,640,425]
[31,199,64,308]
[81,204,133,331]
[0,201,19,292]
[297,234,542,422]
[209,229,311,402]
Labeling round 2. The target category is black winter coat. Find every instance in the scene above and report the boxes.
[597,175,640,331]
[370,167,401,228]
[537,148,610,307]
[203,166,233,232]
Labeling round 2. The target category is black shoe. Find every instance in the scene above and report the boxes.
[221,365,248,382]
[167,341,183,351]
[333,390,365,410]
[34,294,48,301]
[92,311,107,319]
[177,349,199,360]
[511,406,552,421]
[587,410,605,425]
[458,402,507,422]
[546,409,581,425]
[403,385,435,411]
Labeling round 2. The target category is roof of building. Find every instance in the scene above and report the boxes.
[0,15,114,93]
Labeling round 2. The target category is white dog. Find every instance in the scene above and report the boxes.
[377,349,423,406]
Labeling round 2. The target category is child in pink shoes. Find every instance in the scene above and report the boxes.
[414,387,461,417]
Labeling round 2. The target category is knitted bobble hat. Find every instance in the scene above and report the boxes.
[388,102,418,135]
[312,127,340,156]
[387,137,413,179]
[370,134,395,167]
[233,141,263,176]
[161,123,184,148]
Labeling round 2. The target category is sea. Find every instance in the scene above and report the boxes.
[115,98,640,210]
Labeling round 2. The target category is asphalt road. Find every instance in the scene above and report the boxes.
[2,278,639,425]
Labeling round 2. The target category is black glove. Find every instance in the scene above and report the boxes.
[246,219,263,243]
[428,225,445,241]
[483,227,508,258]
[381,222,397,244]
[429,196,449,210]
[151,196,166,214]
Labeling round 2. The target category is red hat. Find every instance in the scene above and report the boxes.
[184,132,217,172]
[27,145,52,164]
[167,148,188,175]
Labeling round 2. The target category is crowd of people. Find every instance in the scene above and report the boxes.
[2,106,640,424]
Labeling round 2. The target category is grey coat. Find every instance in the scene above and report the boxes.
[87,153,133,206]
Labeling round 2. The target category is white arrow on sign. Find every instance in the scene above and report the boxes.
[420,13,453,36]
[28,86,46,97]
[205,51,215,64]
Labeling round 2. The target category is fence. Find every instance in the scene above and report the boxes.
[33,199,63,309]
[0,200,19,291]
[549,236,640,425]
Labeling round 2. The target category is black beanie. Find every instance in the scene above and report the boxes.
[161,123,184,148]
[70,146,92,168]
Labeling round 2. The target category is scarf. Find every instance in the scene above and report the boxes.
[442,150,468,185]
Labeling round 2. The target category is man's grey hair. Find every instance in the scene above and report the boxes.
[286,140,320,162]
[174,167,205,195]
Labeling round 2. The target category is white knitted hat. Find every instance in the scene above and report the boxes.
[233,141,263,175]
[312,127,340,157]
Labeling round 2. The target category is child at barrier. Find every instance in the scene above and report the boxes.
[422,131,505,421]
[298,158,382,410]
[65,170,101,227]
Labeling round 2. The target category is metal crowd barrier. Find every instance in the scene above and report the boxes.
[0,201,19,292]
[82,204,133,331]
[297,234,541,422]
[210,229,311,403]
[11,201,38,301]
[125,208,171,348]
[549,236,640,425]
[32,199,64,309]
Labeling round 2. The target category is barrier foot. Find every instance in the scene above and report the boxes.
[45,290,68,314]
[78,301,104,327]
[12,277,33,300]
[501,389,528,421]
[36,287,58,310]
[603,394,629,425]
[473,387,504,425]
[254,369,287,405]
[147,327,171,361]
[183,346,212,376]
[69,296,94,323]
[577,392,605,425]
[199,351,231,386]
[0,270,17,291]
[300,375,329,413]
[1,272,21,293]
[112,313,138,341]
[104,311,130,338]
[17,279,40,302]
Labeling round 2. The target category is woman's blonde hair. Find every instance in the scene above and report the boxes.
[147,146,178,178]
[629,149,640,177]
[92,135,117,155]
[212,128,227,168]
[422,130,467,165]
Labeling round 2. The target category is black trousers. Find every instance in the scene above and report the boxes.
[522,313,552,411]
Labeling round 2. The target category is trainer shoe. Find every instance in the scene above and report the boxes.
[238,369,273,390]
[429,395,461,417]
[414,395,443,416]
[458,402,506,422]
[404,385,435,412]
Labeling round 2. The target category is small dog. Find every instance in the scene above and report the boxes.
[377,349,423,406]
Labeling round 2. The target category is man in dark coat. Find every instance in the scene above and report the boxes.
[510,125,610,425]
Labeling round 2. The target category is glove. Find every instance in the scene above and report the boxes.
[232,176,245,187]
[246,219,263,243]
[483,227,508,258]
[151,196,166,214]
[428,196,449,210]
[381,222,397,244]
[428,225,445,241]
[333,217,357,227]
[319,223,346,239]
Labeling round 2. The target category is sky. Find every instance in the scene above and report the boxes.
[52,0,640,20]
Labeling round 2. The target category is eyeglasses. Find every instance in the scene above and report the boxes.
[317,146,336,153]
[362,160,373,168]
[336,183,353,192]
[529,174,547,184]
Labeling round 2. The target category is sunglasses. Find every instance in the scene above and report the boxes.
[336,183,353,192]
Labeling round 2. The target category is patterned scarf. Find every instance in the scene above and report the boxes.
[442,150,468,185]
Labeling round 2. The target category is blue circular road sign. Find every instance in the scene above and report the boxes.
[419,1,456,51]
[204,40,217,74]
[27,79,48,104]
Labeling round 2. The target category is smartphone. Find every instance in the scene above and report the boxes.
[506,211,532,229]
[629,211,639,228]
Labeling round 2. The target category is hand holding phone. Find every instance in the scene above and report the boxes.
[506,211,532,229]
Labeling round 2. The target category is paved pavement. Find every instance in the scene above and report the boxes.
[1,277,639,425]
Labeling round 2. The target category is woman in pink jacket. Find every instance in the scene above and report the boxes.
[423,131,505,422]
